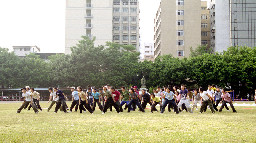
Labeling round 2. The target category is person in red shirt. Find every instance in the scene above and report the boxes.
[219,88,237,113]
[110,87,121,110]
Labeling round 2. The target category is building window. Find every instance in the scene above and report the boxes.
[24,48,30,51]
[122,7,129,13]
[201,31,208,36]
[113,35,120,40]
[131,35,137,40]
[201,23,207,28]
[177,40,184,46]
[177,10,184,15]
[130,7,137,13]
[201,7,207,10]
[113,26,120,30]
[113,8,120,13]
[113,16,120,22]
[130,16,137,22]
[178,50,184,56]
[201,14,208,19]
[122,16,128,22]
[177,30,184,36]
[177,0,184,5]
[130,25,137,30]
[113,0,120,5]
[123,25,129,31]
[145,51,150,53]
[145,46,150,48]
[201,40,208,45]
[123,35,128,40]
[132,44,137,47]
[130,0,137,5]
[177,20,184,25]
[122,0,128,5]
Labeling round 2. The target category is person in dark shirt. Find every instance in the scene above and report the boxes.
[127,88,145,112]
[54,87,68,113]
[141,89,151,110]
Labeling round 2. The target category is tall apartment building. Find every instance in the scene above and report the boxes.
[201,1,211,48]
[65,0,139,54]
[154,0,201,59]
[210,0,216,49]
[212,0,256,52]
[113,0,139,50]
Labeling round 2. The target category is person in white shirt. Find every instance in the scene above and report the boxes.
[202,85,215,112]
[17,88,38,113]
[28,88,42,111]
[23,86,32,109]
[47,87,59,112]
[199,87,215,114]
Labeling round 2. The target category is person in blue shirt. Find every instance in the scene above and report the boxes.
[54,87,68,113]
[92,88,103,111]
[70,87,79,112]
[161,87,179,114]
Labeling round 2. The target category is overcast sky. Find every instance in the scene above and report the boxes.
[0,0,209,53]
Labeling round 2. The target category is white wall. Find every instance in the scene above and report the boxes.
[215,0,231,52]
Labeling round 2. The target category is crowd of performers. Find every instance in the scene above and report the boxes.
[16,84,244,114]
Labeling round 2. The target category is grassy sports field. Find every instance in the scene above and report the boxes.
[0,101,256,143]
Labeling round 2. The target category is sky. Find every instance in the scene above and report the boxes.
[0,0,209,53]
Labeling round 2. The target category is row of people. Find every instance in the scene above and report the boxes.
[17,84,237,114]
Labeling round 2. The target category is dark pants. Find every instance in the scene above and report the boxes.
[141,100,151,109]
[48,101,57,111]
[120,101,130,112]
[55,99,67,113]
[92,99,103,111]
[127,99,144,112]
[17,101,38,113]
[214,99,229,111]
[79,100,93,113]
[161,99,179,114]
[89,98,93,107]
[151,102,160,112]
[200,100,215,113]
[219,101,236,112]
[28,99,42,111]
[103,98,120,113]
[70,100,79,112]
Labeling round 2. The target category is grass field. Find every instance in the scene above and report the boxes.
[0,101,256,143]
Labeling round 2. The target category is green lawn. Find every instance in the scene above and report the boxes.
[0,102,256,143]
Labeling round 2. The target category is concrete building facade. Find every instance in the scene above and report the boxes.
[213,0,256,52]
[201,1,211,48]
[65,0,139,54]
[13,46,40,57]
[141,43,154,61]
[210,0,216,49]
[154,0,201,59]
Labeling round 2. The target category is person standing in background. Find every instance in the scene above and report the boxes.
[70,87,79,112]
[47,87,59,112]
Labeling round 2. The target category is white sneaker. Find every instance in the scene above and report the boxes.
[102,112,105,114]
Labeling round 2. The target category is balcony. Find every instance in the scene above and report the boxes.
[85,24,93,29]
[85,14,93,19]
[86,3,92,9]
[131,30,137,34]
